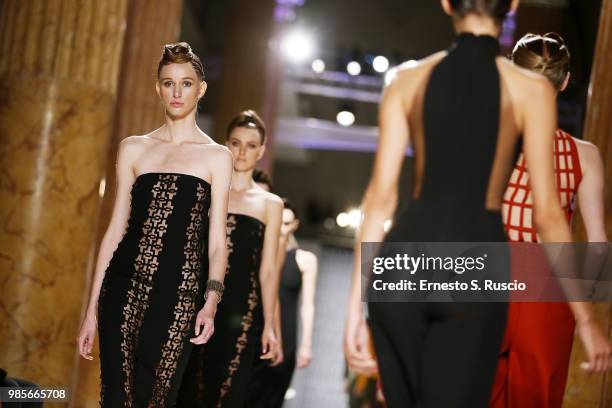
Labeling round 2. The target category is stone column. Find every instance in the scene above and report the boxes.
[0,0,128,389]
[71,1,184,406]
[565,0,612,406]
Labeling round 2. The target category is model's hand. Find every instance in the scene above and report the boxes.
[260,324,279,361]
[269,339,284,367]
[190,296,217,345]
[577,319,612,373]
[77,313,97,361]
[344,304,377,374]
[297,346,312,369]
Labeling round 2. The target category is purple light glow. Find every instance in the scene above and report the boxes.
[500,10,517,50]
[274,0,305,22]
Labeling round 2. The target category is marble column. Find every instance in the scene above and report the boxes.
[72,1,183,406]
[212,0,279,173]
[0,0,127,390]
[564,0,612,406]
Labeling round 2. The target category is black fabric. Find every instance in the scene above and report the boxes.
[369,34,511,407]
[246,249,303,408]
[177,213,264,407]
[98,172,210,408]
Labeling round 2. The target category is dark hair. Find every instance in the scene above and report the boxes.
[449,0,513,22]
[227,110,267,144]
[282,198,299,220]
[512,32,570,90]
[158,42,205,81]
[253,169,273,190]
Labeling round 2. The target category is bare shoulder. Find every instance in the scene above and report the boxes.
[573,137,603,172]
[120,134,153,149]
[202,142,232,158]
[390,51,446,88]
[573,137,600,156]
[204,143,233,171]
[261,190,283,209]
[117,135,152,165]
[385,51,447,106]
[296,248,317,265]
[497,58,555,100]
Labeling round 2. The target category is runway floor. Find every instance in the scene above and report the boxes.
[283,243,352,408]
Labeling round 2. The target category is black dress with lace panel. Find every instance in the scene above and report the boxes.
[98,172,210,407]
[176,213,265,408]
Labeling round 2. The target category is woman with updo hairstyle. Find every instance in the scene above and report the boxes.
[76,42,233,406]
[490,33,610,408]
[344,1,610,407]
[177,109,283,407]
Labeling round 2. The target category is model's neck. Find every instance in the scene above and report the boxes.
[454,14,501,37]
[231,169,255,191]
[163,110,200,144]
[286,235,298,250]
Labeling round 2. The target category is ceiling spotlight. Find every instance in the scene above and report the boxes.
[372,55,389,73]
[311,58,325,73]
[336,212,349,228]
[281,30,314,63]
[346,61,361,76]
[336,110,355,127]
[347,209,362,228]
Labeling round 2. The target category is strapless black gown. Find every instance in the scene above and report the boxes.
[98,172,210,407]
[176,213,265,407]
[246,248,302,408]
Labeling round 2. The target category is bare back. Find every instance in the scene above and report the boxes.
[383,33,557,242]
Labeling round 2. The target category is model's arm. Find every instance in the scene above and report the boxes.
[296,250,318,369]
[270,238,289,366]
[190,146,233,345]
[521,78,611,372]
[344,77,409,373]
[576,142,608,242]
[259,195,283,359]
[575,142,609,300]
[77,137,139,360]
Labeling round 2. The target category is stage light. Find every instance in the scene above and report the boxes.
[336,110,355,127]
[337,209,363,228]
[311,58,325,73]
[347,209,362,228]
[373,55,389,73]
[336,212,349,228]
[346,61,361,76]
[323,218,336,230]
[281,30,314,63]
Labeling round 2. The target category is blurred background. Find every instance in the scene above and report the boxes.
[0,0,610,407]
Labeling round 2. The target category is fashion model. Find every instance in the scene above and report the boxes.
[344,1,609,407]
[76,42,233,407]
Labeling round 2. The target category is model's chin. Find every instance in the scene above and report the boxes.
[166,104,196,119]
[234,162,257,172]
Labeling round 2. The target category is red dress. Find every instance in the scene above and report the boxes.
[490,129,582,408]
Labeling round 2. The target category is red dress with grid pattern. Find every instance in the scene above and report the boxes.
[490,129,582,408]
